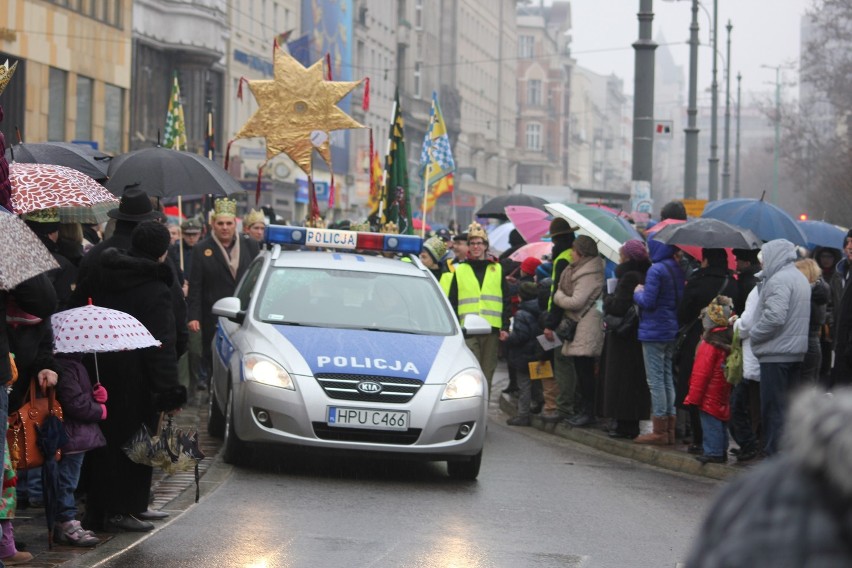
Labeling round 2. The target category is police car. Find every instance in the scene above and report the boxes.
[207,225,491,479]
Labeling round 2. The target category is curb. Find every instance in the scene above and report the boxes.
[498,394,744,481]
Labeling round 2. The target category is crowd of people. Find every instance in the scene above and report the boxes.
[0,188,268,563]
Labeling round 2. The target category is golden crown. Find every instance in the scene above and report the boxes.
[467,221,488,242]
[350,221,371,232]
[0,60,18,97]
[23,207,60,224]
[212,198,237,219]
[380,221,399,235]
[243,209,266,227]
[305,214,326,229]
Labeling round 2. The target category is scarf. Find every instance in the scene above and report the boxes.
[212,233,240,280]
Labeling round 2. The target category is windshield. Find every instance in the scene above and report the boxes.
[255,266,457,335]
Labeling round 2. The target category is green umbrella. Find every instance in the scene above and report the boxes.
[545,202,637,263]
[58,200,117,224]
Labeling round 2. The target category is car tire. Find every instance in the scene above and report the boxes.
[446,449,482,481]
[207,383,225,438]
[222,384,247,465]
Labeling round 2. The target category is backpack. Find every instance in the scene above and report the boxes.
[724,327,743,385]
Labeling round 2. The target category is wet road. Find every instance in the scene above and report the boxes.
[92,415,721,568]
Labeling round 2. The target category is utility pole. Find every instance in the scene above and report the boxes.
[708,0,719,201]
[631,0,657,217]
[721,20,732,199]
[683,0,700,199]
[762,64,782,205]
[735,72,742,197]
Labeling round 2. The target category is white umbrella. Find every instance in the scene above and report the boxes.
[51,303,161,383]
[486,222,515,253]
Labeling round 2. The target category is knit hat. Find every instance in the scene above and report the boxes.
[621,239,649,262]
[422,236,447,264]
[130,220,172,260]
[573,234,599,258]
[519,281,538,301]
[702,295,734,330]
[520,256,542,276]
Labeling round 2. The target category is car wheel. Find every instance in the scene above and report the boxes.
[222,384,247,465]
[446,450,482,481]
[207,382,225,438]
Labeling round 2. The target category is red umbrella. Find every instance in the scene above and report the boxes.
[412,218,431,232]
[163,205,186,220]
[509,241,552,262]
[9,163,117,215]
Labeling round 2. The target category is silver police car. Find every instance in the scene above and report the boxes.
[207,226,490,479]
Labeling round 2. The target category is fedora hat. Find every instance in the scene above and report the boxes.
[108,187,160,222]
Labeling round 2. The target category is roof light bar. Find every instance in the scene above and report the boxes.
[266,226,422,255]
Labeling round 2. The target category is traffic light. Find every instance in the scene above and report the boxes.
[799,213,808,221]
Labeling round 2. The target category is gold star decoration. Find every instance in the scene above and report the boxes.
[234,48,364,176]
[0,60,18,96]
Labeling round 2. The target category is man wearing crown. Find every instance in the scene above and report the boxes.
[446,221,512,395]
[187,198,260,390]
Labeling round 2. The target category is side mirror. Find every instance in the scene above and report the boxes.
[461,314,491,337]
[212,297,245,324]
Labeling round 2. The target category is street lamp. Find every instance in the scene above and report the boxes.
[721,20,733,198]
[631,0,657,215]
[761,64,783,205]
[708,0,719,201]
[735,72,742,197]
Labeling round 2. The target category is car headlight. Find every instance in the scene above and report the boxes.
[244,354,295,390]
[442,369,484,400]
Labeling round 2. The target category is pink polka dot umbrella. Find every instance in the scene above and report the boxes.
[50,302,161,383]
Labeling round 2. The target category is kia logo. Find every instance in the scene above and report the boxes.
[357,381,382,394]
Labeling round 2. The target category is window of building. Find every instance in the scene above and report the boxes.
[104,84,123,153]
[526,123,542,151]
[415,0,423,29]
[527,79,541,106]
[48,68,67,141]
[518,35,534,59]
[75,75,93,141]
[414,62,422,99]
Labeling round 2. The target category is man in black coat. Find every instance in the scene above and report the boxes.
[187,198,260,389]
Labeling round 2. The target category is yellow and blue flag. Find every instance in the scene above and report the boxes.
[420,92,455,212]
[163,72,187,151]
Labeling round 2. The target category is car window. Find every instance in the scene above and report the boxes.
[236,260,264,311]
[256,266,456,335]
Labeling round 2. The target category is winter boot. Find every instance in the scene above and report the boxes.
[667,415,677,445]
[634,416,669,445]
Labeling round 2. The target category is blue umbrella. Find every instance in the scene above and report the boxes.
[701,197,807,246]
[798,220,846,250]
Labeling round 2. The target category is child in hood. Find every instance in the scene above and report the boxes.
[502,282,543,426]
[683,295,735,464]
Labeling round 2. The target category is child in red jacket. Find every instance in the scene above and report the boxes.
[684,295,734,464]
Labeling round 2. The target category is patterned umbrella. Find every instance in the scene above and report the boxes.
[58,200,116,224]
[10,162,118,215]
[51,303,161,383]
[0,213,59,290]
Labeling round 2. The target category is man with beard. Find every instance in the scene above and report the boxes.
[187,198,260,390]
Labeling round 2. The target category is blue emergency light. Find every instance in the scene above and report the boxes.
[265,225,422,255]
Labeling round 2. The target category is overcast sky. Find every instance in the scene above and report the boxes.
[563,0,813,103]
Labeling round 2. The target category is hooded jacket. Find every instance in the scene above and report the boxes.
[634,239,685,342]
[749,239,811,362]
[683,326,733,421]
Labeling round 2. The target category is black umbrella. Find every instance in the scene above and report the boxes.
[651,217,762,250]
[476,194,549,219]
[36,411,69,550]
[105,147,244,198]
[5,142,111,181]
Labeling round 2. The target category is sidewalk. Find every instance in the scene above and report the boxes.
[10,397,223,567]
[492,362,753,481]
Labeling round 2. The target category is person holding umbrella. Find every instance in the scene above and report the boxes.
[81,221,187,533]
[187,198,260,391]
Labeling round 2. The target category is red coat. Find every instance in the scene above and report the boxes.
[683,327,733,421]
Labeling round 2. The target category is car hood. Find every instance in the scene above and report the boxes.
[268,325,473,383]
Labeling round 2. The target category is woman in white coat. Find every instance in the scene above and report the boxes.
[730,287,762,461]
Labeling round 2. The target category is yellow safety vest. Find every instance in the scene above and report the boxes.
[455,262,503,328]
[548,248,574,310]
[440,271,453,295]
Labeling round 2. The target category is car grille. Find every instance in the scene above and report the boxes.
[312,423,422,445]
[314,373,422,404]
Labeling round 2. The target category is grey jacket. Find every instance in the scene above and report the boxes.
[749,239,811,363]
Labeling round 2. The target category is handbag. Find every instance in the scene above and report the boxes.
[7,378,64,470]
[725,327,744,385]
[603,304,639,337]
[555,294,599,342]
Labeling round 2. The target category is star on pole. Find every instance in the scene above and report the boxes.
[234,48,364,176]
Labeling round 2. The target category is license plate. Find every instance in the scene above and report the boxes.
[327,407,409,431]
